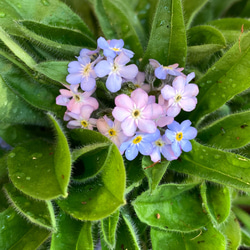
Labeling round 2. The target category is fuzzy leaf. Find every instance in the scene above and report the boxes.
[233,206,250,230]
[241,228,250,247]
[76,221,94,250]
[200,183,231,224]
[198,111,250,149]
[0,207,50,250]
[101,210,120,249]
[141,0,186,67]
[132,183,209,232]
[50,210,83,250]
[189,31,250,125]
[142,156,169,193]
[169,141,250,190]
[102,0,145,59]
[151,222,226,249]
[3,182,56,231]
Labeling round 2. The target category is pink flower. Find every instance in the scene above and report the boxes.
[56,84,99,114]
[112,88,163,136]
[97,116,128,148]
[131,72,150,93]
[66,105,97,130]
[161,75,199,117]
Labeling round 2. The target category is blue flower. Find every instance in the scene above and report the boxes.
[165,120,197,157]
[120,130,160,161]
[97,37,134,58]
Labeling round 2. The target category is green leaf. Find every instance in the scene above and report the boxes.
[101,210,120,249]
[93,0,117,39]
[102,0,145,59]
[200,183,231,224]
[141,0,187,67]
[142,156,169,193]
[198,111,250,149]
[241,228,250,247]
[218,212,241,250]
[0,207,50,250]
[169,141,250,190]
[57,130,125,221]
[233,206,250,230]
[182,0,209,28]
[76,221,94,250]
[132,183,209,232]
[0,75,47,126]
[151,222,226,249]
[50,210,83,250]
[3,182,56,231]
[189,31,250,125]
[0,0,93,36]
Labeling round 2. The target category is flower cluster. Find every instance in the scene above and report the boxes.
[56,37,199,162]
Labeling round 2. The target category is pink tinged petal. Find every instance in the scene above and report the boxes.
[106,73,122,93]
[150,149,161,163]
[161,85,176,100]
[115,52,130,65]
[115,94,134,110]
[138,119,157,134]
[97,117,110,134]
[111,136,122,148]
[56,95,69,106]
[162,145,177,161]
[141,84,151,93]
[119,64,138,80]
[184,84,199,97]
[179,98,197,112]
[149,59,160,68]
[82,87,96,97]
[64,112,71,121]
[144,103,163,119]
[182,127,197,140]
[80,77,96,92]
[83,97,99,110]
[94,60,111,77]
[59,89,72,97]
[186,72,195,84]
[169,63,179,69]
[67,111,81,120]
[131,88,148,109]
[148,95,155,104]
[112,107,131,121]
[121,118,137,136]
[89,118,97,127]
[66,73,82,84]
[104,116,114,127]
[67,120,81,129]
[166,105,181,117]
[80,105,94,119]
[172,76,186,91]
[136,72,145,83]
[67,100,84,113]
[180,140,192,152]
[156,116,174,127]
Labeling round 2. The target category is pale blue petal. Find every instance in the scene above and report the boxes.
[167,121,180,132]
[180,140,192,152]
[125,144,139,160]
[106,73,122,93]
[95,60,111,77]
[165,130,176,142]
[180,120,191,130]
[103,49,116,58]
[97,36,109,49]
[155,67,167,79]
[138,142,153,156]
[80,77,96,92]
[182,127,197,140]
[110,39,124,48]
[171,141,181,157]
[120,139,132,152]
[66,73,82,84]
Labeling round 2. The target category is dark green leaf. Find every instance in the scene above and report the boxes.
[200,183,231,224]
[102,0,145,59]
[141,0,186,67]
[132,183,209,232]
[218,212,241,250]
[198,111,250,149]
[3,182,56,231]
[151,222,226,249]
[142,156,169,193]
[50,210,83,250]
[101,210,120,249]
[76,221,94,250]
[189,31,250,125]
[233,206,250,230]
[0,207,50,250]
[169,141,250,190]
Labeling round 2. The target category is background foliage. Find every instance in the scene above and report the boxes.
[0,0,250,249]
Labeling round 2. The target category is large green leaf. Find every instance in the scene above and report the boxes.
[200,183,231,224]
[76,221,94,250]
[102,0,145,59]
[3,182,56,231]
[142,156,169,193]
[169,141,250,190]
[7,114,71,200]
[101,210,120,249]
[241,228,250,248]
[0,207,50,250]
[151,222,226,249]
[198,111,250,149]
[189,31,250,125]
[141,0,186,67]
[132,183,209,232]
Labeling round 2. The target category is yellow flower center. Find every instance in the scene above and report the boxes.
[108,129,116,137]
[176,132,183,141]
[132,109,140,119]
[83,63,92,76]
[175,94,182,102]
[133,136,142,144]
[155,139,164,147]
[74,94,81,101]
[163,66,173,70]
[81,120,88,128]
[112,47,121,52]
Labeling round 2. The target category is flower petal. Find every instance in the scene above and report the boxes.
[184,84,199,97]
[166,105,181,117]
[115,52,130,65]
[80,77,96,92]
[138,141,153,156]
[106,73,122,93]
[121,118,137,136]
[66,73,82,85]
[182,127,197,140]
[171,141,181,157]
[94,60,111,77]
[161,85,175,100]
[125,144,139,161]
[180,139,192,152]
[131,88,148,109]
[138,119,157,134]
[97,36,109,49]
[120,64,138,80]
[155,67,167,79]
[179,98,197,112]
[114,94,134,110]
[172,76,185,91]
